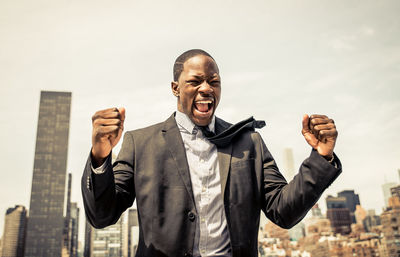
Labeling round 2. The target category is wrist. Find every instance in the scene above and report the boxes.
[91,149,108,168]
[321,154,334,163]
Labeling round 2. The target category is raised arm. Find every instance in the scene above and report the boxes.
[82,107,135,228]
[261,114,341,229]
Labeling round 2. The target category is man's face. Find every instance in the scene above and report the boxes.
[171,55,221,126]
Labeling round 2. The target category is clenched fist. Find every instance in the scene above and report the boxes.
[301,114,338,159]
[91,107,125,167]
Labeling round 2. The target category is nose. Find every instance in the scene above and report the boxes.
[198,81,213,95]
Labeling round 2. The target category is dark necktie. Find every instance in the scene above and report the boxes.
[198,116,266,147]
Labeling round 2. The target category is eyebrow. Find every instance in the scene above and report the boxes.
[188,74,219,80]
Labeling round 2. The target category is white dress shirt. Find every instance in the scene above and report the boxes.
[175,111,231,257]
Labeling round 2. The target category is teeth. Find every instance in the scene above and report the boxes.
[196,100,213,104]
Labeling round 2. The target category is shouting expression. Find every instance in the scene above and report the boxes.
[171,55,221,126]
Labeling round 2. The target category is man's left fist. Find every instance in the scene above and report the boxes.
[301,114,338,158]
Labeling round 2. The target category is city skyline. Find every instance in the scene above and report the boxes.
[1,0,399,249]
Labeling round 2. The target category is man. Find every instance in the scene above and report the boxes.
[82,49,341,257]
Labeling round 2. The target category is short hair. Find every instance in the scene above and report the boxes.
[173,49,216,81]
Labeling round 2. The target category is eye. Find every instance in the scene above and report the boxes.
[187,80,200,86]
[210,80,220,86]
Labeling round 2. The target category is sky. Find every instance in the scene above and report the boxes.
[0,0,399,243]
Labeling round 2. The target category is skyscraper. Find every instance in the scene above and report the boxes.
[337,190,360,223]
[382,182,397,208]
[283,148,295,181]
[63,173,79,257]
[68,202,79,257]
[83,220,93,257]
[25,91,72,257]
[127,209,139,257]
[91,213,125,257]
[326,195,352,235]
[1,205,27,257]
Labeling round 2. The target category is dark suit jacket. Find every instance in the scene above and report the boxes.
[82,113,341,257]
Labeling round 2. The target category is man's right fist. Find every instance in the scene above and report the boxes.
[91,107,125,167]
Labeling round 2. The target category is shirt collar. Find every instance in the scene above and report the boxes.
[175,110,215,134]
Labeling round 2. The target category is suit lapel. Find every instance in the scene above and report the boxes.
[216,117,233,200]
[162,114,196,206]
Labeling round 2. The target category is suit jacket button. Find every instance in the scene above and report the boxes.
[188,212,195,222]
[184,253,192,257]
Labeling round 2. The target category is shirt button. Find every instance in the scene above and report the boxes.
[188,211,195,222]
[202,186,206,192]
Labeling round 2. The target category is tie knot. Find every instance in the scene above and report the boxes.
[198,126,216,138]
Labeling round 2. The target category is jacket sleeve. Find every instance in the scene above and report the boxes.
[81,132,136,229]
[259,134,342,229]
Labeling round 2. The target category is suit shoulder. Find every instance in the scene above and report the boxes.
[125,121,164,137]
[124,114,175,139]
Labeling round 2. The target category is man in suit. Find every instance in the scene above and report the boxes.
[82,49,341,257]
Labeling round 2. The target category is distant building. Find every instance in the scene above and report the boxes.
[91,213,125,257]
[381,196,400,257]
[326,195,351,235]
[289,222,305,241]
[62,173,79,257]
[69,202,79,257]
[338,190,360,223]
[304,216,331,237]
[264,221,290,241]
[83,220,93,257]
[129,226,139,257]
[363,210,381,233]
[127,209,139,257]
[390,185,400,199]
[283,148,295,181]
[304,206,331,238]
[354,205,367,225]
[1,205,27,257]
[398,169,400,182]
[382,182,397,207]
[311,204,323,218]
[25,91,71,257]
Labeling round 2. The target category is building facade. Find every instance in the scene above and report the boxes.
[1,205,27,257]
[326,195,352,235]
[127,209,139,257]
[24,91,72,257]
[338,190,360,223]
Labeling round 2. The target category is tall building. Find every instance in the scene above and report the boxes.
[288,222,305,241]
[382,182,397,207]
[283,148,295,181]
[127,209,139,257]
[62,173,79,257]
[363,209,381,233]
[338,190,360,223]
[91,213,125,257]
[326,195,352,235]
[63,173,72,255]
[1,205,27,257]
[398,169,400,182]
[25,91,72,257]
[84,220,93,257]
[381,196,400,257]
[68,202,79,257]
[311,204,323,218]
[354,205,367,224]
[390,185,400,199]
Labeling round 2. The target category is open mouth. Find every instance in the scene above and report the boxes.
[193,99,214,115]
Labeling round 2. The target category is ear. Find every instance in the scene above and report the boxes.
[171,81,180,97]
